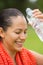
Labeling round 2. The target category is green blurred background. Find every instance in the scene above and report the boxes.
[0,0,43,54]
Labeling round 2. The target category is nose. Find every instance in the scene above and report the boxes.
[20,33,26,41]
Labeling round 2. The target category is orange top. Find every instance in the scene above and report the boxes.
[0,41,37,65]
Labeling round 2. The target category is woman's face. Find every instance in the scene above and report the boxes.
[3,16,27,52]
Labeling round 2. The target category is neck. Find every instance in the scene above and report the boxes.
[2,40,17,59]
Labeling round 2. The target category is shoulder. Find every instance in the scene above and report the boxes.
[21,48,36,56]
[20,48,37,64]
[29,50,43,65]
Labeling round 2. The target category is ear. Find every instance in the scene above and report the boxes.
[0,27,5,38]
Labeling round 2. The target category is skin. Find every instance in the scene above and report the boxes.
[33,9,43,21]
[30,50,43,65]
[0,16,27,63]
[30,9,43,65]
[0,9,43,65]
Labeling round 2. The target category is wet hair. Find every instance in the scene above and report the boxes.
[0,8,25,31]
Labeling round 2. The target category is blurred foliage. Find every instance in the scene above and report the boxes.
[0,0,43,16]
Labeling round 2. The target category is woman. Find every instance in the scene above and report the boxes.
[0,8,36,65]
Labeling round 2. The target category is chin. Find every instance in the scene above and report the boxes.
[15,47,23,52]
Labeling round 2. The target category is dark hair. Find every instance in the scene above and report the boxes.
[0,8,24,31]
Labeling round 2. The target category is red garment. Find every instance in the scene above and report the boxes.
[0,42,37,65]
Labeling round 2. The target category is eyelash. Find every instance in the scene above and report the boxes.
[24,31,27,34]
[15,32,21,34]
[15,31,27,34]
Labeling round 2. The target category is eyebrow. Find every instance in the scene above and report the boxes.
[15,28,27,31]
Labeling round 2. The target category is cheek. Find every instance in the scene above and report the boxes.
[9,33,19,40]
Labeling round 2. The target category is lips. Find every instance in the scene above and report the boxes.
[15,41,23,47]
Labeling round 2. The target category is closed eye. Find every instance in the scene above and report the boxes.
[14,28,27,34]
[24,29,28,34]
[15,31,21,34]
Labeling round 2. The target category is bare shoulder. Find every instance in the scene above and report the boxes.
[29,50,43,65]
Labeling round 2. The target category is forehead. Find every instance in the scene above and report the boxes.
[9,16,27,29]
